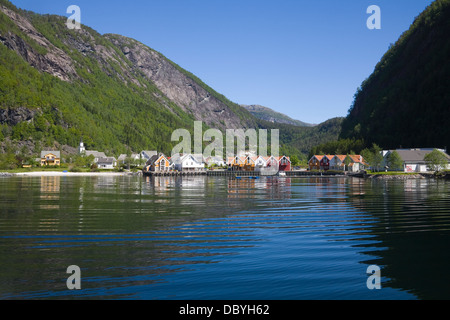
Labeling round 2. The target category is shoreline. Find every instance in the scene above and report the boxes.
[1,171,447,179]
[1,171,134,177]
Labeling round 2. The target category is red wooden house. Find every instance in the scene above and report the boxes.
[320,155,333,171]
[278,156,291,172]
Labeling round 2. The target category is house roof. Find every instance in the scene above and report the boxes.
[41,151,61,158]
[147,153,169,165]
[347,155,364,163]
[141,150,157,158]
[85,150,107,158]
[97,157,117,164]
[310,155,324,161]
[334,155,347,161]
[278,156,291,162]
[393,149,450,163]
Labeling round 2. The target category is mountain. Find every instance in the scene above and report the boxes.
[241,104,315,127]
[340,0,450,150]
[0,0,341,161]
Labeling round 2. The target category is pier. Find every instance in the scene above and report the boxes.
[143,170,347,177]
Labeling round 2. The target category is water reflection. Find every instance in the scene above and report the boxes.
[0,176,449,299]
[40,176,60,210]
[346,178,450,299]
[227,177,292,200]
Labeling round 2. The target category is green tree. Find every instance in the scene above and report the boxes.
[344,155,352,167]
[386,151,403,171]
[361,148,373,168]
[73,154,95,168]
[291,155,300,167]
[370,144,383,172]
[424,149,449,173]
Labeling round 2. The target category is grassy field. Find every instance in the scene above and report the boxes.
[366,171,420,176]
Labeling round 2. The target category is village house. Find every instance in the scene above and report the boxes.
[310,154,367,172]
[171,153,205,172]
[85,151,107,163]
[227,156,245,171]
[278,156,291,172]
[320,155,334,171]
[40,151,61,167]
[243,155,257,172]
[140,151,158,162]
[254,156,268,171]
[308,155,323,171]
[144,153,172,172]
[381,148,450,173]
[265,156,279,169]
[329,155,347,171]
[97,157,118,169]
[346,155,367,172]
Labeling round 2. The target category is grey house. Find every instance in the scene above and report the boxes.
[382,148,450,173]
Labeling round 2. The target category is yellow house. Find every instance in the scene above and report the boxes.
[227,156,245,170]
[144,153,171,172]
[41,151,61,167]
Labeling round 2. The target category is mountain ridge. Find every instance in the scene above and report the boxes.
[241,104,315,127]
[339,0,450,151]
[0,0,341,162]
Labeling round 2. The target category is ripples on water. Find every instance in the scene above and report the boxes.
[0,176,449,300]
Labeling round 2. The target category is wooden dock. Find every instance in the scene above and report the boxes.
[143,170,347,177]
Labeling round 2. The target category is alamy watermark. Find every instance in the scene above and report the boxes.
[66,5,81,30]
[171,121,280,175]
[366,265,382,290]
[66,265,81,290]
[367,5,381,30]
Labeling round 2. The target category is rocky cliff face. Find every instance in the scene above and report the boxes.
[107,35,248,130]
[0,3,251,130]
[0,107,37,125]
[0,5,77,81]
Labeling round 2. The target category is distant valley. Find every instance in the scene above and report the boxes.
[241,105,315,127]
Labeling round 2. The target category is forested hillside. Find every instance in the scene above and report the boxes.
[0,0,341,163]
[340,0,450,150]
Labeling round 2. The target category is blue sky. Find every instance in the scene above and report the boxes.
[11,0,434,124]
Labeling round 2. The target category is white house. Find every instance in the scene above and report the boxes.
[382,148,450,173]
[346,155,367,173]
[171,154,205,172]
[97,157,117,169]
[254,156,268,171]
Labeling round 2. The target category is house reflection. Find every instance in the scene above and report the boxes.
[40,176,60,210]
[227,177,292,200]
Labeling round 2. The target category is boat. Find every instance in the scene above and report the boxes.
[235,176,260,180]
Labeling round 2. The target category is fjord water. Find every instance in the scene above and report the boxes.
[0,175,449,300]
